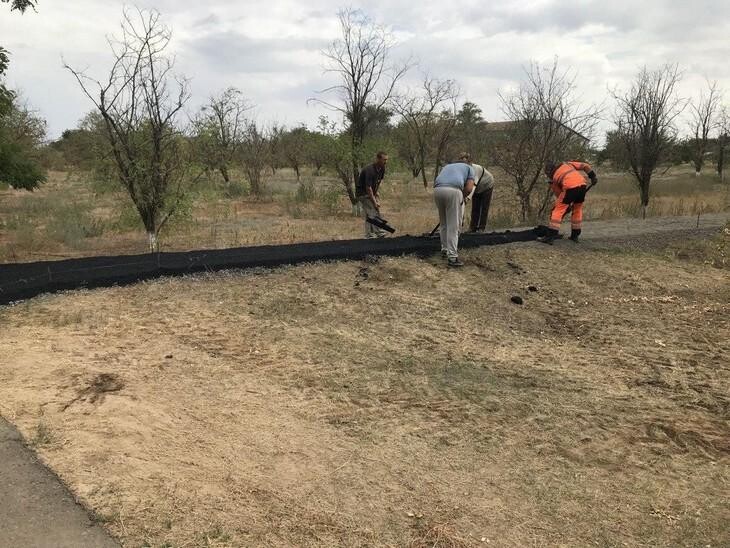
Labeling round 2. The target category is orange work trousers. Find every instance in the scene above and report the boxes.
[549,187,586,231]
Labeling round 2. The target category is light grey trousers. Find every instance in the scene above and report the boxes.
[358,196,386,238]
[433,186,463,259]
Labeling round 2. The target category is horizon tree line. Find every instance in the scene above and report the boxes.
[2,5,729,249]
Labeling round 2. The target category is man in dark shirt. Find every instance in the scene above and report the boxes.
[356,151,388,238]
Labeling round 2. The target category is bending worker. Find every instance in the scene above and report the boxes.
[356,151,389,238]
[539,160,598,244]
[458,153,495,233]
[433,159,475,267]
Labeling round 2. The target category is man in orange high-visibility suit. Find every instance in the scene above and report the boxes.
[538,160,598,244]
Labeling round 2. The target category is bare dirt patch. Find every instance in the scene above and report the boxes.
[0,235,728,547]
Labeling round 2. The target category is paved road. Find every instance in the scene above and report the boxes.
[0,419,119,548]
[579,212,728,239]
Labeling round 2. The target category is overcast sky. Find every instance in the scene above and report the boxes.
[1,0,729,140]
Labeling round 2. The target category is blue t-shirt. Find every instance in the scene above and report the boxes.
[434,163,475,190]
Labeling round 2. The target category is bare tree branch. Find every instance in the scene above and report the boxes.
[64,7,193,251]
[310,8,411,203]
[191,87,250,184]
[492,59,599,221]
[611,64,685,217]
[393,74,460,186]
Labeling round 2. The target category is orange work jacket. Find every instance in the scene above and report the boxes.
[550,161,592,196]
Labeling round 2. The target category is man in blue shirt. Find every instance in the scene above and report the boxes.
[433,160,475,267]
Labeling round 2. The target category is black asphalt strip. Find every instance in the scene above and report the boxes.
[0,228,541,305]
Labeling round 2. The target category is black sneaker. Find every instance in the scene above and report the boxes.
[569,229,581,243]
[447,257,464,268]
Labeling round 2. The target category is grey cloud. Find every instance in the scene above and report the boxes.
[467,0,729,40]
[184,30,327,74]
[4,0,730,139]
[192,14,221,28]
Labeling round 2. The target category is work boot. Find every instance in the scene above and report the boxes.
[570,228,582,242]
[447,257,464,268]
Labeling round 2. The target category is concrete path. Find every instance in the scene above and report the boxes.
[0,419,119,548]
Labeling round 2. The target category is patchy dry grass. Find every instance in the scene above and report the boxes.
[0,233,728,547]
[1,165,729,262]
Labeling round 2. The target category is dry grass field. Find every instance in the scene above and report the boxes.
[0,229,728,547]
[1,165,729,262]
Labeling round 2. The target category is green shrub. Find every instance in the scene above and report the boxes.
[295,179,317,203]
[45,201,105,248]
[224,181,248,198]
[318,185,344,215]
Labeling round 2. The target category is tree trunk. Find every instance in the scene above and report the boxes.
[640,181,650,219]
[345,181,356,208]
[219,166,230,184]
[294,165,300,181]
[693,157,702,177]
[336,164,358,208]
[537,188,552,218]
[434,158,443,179]
[718,142,725,181]
[147,231,158,252]
[249,170,261,196]
[518,192,531,222]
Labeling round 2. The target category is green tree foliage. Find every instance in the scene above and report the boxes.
[48,111,109,172]
[238,120,268,196]
[279,125,309,180]
[0,48,12,116]
[1,0,38,109]
[192,87,249,184]
[1,0,37,12]
[597,130,631,169]
[0,0,44,190]
[455,102,489,162]
[0,96,46,189]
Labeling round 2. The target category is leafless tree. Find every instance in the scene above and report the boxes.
[393,75,459,187]
[192,87,249,184]
[239,120,268,196]
[492,59,599,221]
[612,64,685,218]
[65,8,192,251]
[313,8,409,204]
[689,80,721,176]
